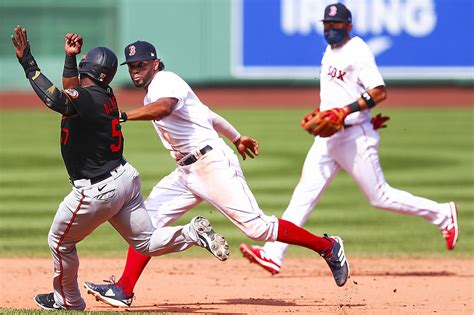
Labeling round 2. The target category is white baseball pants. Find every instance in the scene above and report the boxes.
[263,121,453,265]
[47,162,202,310]
[144,139,279,242]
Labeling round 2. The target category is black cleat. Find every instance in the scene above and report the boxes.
[34,292,63,310]
[321,235,350,287]
[84,278,134,308]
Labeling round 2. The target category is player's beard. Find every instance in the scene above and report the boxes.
[132,75,148,88]
[132,77,145,87]
[132,72,153,88]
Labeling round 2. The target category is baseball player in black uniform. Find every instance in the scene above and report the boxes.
[11,25,229,311]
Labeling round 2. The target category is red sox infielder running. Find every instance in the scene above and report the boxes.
[12,27,228,311]
[240,3,459,275]
[84,40,350,307]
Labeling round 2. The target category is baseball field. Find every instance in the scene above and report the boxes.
[0,87,473,314]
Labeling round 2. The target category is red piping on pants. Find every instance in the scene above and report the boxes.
[54,190,85,309]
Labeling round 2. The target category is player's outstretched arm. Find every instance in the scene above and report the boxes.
[121,97,176,122]
[11,25,77,115]
[62,33,83,89]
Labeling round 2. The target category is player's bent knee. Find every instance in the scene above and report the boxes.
[368,191,399,210]
[47,234,76,255]
[47,231,60,250]
[240,218,278,241]
[132,242,151,255]
[369,197,386,209]
[365,183,394,209]
[244,231,268,241]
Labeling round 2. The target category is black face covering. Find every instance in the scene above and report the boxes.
[324,28,347,46]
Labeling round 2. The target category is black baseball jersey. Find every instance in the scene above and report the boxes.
[61,86,124,180]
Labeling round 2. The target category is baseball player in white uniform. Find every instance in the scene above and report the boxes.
[84,40,350,307]
[240,3,459,275]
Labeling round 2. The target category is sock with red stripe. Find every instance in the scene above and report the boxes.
[116,246,151,295]
[276,219,332,255]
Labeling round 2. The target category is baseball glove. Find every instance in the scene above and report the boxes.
[371,113,390,130]
[301,107,349,137]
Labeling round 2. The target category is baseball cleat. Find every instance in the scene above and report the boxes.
[321,235,350,287]
[192,216,229,261]
[442,202,459,250]
[84,279,134,308]
[240,243,281,275]
[34,292,63,310]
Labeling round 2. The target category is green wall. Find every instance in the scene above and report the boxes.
[119,0,232,84]
[0,0,232,90]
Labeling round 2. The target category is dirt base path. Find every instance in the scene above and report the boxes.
[1,257,472,314]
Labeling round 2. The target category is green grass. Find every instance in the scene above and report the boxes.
[0,107,473,258]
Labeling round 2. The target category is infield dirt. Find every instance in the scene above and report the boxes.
[1,257,472,314]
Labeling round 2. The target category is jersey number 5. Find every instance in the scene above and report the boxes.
[110,119,122,152]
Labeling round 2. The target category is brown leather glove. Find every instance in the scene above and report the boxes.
[301,107,349,137]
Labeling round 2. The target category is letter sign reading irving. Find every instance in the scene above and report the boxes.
[231,0,474,80]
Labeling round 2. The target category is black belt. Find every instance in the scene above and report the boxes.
[179,145,213,166]
[90,172,114,185]
[71,159,127,186]
[90,159,127,184]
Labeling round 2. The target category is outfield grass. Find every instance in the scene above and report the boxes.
[0,107,472,258]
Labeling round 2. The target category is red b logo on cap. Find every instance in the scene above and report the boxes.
[128,45,136,56]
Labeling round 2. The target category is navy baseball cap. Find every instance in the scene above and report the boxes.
[322,3,352,23]
[120,40,159,65]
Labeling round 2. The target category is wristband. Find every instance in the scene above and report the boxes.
[347,101,361,113]
[232,134,242,143]
[63,54,78,78]
[120,111,127,122]
[120,111,128,122]
[361,91,376,108]
[18,45,40,77]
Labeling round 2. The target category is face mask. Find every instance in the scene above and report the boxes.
[324,28,346,46]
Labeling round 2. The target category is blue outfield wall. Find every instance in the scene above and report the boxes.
[0,0,472,91]
[232,0,474,80]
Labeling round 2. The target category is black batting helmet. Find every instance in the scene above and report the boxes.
[78,47,118,87]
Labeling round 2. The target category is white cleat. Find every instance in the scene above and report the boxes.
[192,216,229,261]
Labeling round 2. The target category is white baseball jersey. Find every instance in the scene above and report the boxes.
[144,71,220,158]
[142,70,278,243]
[319,36,385,125]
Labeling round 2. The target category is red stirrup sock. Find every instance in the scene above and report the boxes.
[276,219,332,255]
[117,246,151,295]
